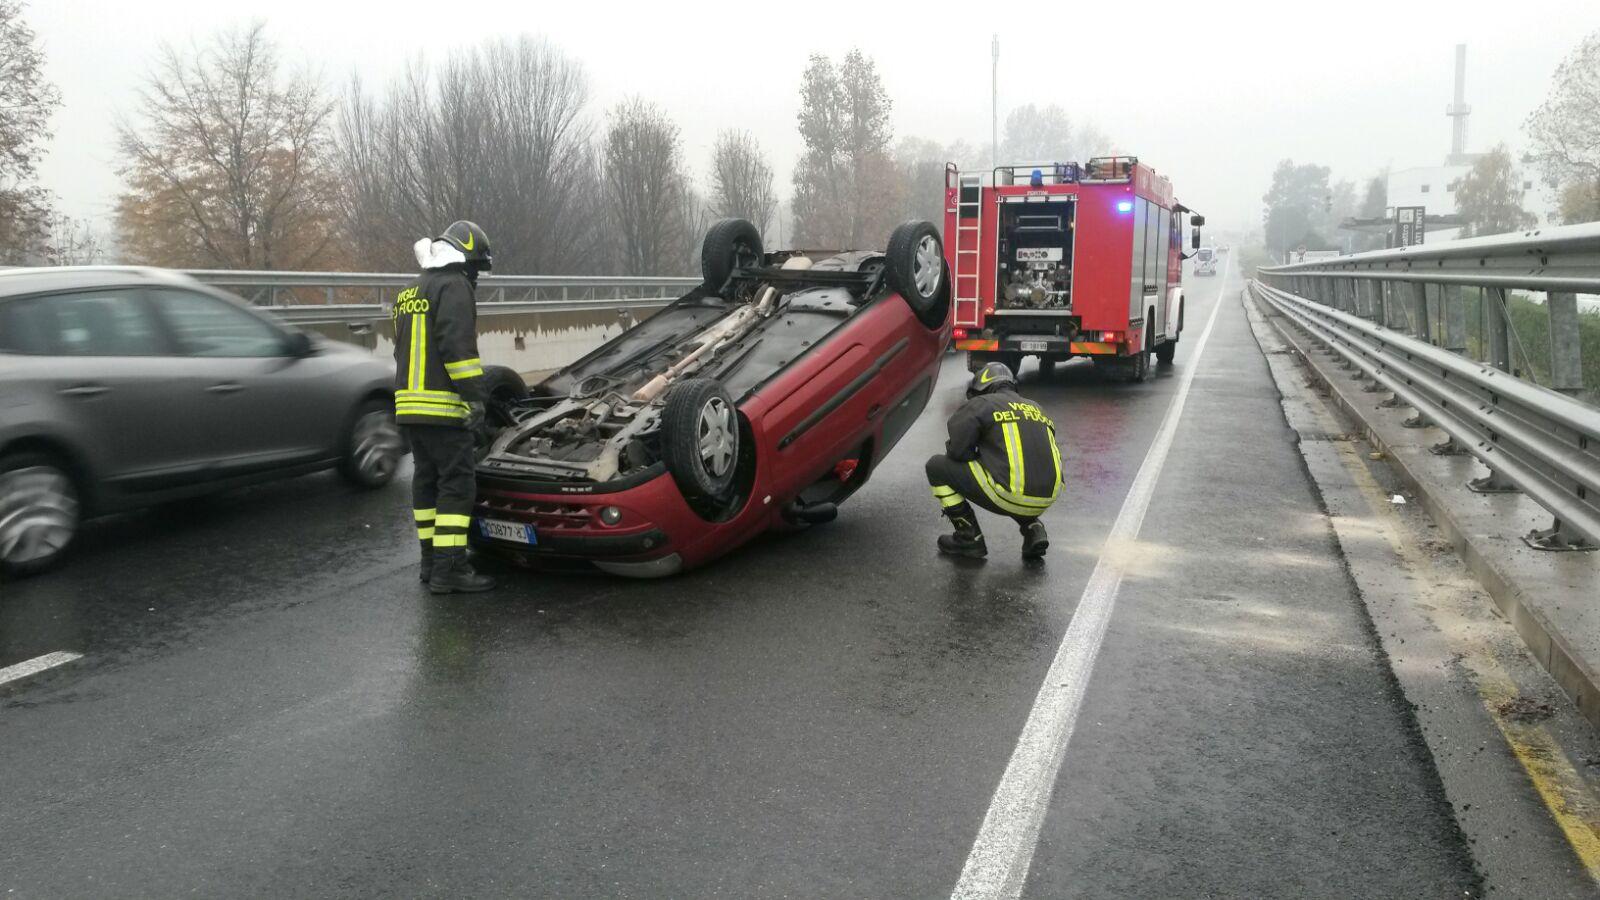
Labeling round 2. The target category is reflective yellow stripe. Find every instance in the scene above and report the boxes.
[436,514,471,529]
[414,508,437,522]
[396,406,468,419]
[448,368,484,380]
[408,314,425,390]
[931,485,958,497]
[932,485,966,508]
[444,358,481,371]
[1003,422,1024,494]
[432,534,468,548]
[1050,435,1063,493]
[968,460,1054,516]
[397,388,463,400]
[417,527,435,540]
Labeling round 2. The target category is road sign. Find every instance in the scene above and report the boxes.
[1395,206,1425,247]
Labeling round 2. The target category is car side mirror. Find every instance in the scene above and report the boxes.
[283,332,313,358]
[1191,226,1202,250]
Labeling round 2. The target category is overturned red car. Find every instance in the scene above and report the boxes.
[470,218,951,576]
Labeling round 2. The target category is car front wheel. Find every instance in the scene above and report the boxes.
[0,453,80,577]
[340,401,403,489]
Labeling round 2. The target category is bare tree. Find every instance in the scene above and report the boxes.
[1527,30,1600,224]
[0,0,60,264]
[1456,145,1535,238]
[334,36,601,274]
[602,97,693,275]
[115,22,340,270]
[792,49,898,248]
[39,212,104,266]
[894,135,977,226]
[709,130,775,236]
[999,104,1114,165]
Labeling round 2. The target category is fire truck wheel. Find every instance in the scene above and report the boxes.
[886,220,948,328]
[966,353,989,374]
[701,218,763,295]
[1131,350,1151,382]
[661,378,739,501]
[1155,340,1176,366]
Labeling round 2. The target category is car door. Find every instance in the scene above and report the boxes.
[0,287,209,496]
[144,288,350,475]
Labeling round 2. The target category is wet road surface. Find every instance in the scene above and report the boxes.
[0,267,1581,897]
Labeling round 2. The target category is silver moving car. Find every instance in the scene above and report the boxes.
[0,267,402,576]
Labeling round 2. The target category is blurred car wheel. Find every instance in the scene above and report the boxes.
[339,401,403,489]
[0,452,80,577]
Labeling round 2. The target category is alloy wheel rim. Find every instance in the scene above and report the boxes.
[0,466,79,566]
[352,411,403,480]
[697,398,736,478]
[913,234,942,297]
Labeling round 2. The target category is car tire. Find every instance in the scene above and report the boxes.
[482,365,528,405]
[886,220,948,328]
[661,378,739,500]
[0,452,80,578]
[339,399,403,489]
[701,218,763,294]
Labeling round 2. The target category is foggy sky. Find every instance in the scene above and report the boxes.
[29,0,1600,250]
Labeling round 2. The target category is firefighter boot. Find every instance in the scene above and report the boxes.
[937,502,988,559]
[428,549,497,595]
[419,543,433,583]
[1019,518,1049,559]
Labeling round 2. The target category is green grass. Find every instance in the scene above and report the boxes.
[1503,296,1600,396]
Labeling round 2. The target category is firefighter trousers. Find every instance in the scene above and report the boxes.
[925,453,1041,522]
[406,425,477,555]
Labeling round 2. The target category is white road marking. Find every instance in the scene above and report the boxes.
[0,651,84,688]
[951,258,1232,899]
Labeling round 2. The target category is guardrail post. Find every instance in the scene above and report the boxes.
[1483,287,1512,372]
[1379,281,1395,329]
[326,286,334,305]
[1443,285,1468,354]
[1411,283,1431,343]
[1547,291,1587,398]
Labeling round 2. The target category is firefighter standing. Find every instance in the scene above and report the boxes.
[926,362,1062,559]
[395,220,497,594]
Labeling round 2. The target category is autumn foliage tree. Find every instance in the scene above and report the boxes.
[0,0,60,264]
[1455,145,1535,238]
[115,23,342,270]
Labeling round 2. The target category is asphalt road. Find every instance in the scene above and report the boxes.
[0,265,1578,897]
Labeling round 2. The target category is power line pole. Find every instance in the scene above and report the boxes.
[991,34,1000,169]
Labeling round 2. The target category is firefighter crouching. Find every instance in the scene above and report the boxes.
[926,362,1062,559]
[395,220,497,594]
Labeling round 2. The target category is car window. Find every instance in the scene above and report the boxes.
[147,289,287,358]
[0,290,164,356]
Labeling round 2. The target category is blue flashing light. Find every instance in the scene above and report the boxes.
[1030,169,1044,187]
[1116,200,1134,213]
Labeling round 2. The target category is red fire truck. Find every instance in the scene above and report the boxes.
[943,157,1205,381]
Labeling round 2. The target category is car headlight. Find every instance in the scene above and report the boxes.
[598,506,623,526]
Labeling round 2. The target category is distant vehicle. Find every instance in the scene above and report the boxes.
[1217,244,1231,254]
[1195,247,1218,276]
[470,219,951,577]
[0,267,403,576]
[944,156,1204,382]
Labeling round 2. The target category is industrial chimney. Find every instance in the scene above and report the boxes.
[1446,44,1472,165]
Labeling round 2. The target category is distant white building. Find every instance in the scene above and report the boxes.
[1387,161,1560,243]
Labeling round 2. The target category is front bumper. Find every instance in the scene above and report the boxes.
[470,467,696,570]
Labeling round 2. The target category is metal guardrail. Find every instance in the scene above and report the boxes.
[268,297,671,327]
[1250,277,1600,551]
[186,270,700,308]
[1259,223,1599,398]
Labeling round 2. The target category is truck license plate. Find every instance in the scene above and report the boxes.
[1020,341,1050,353]
[480,518,536,545]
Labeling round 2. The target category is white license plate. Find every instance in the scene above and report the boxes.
[1019,341,1050,353]
[479,518,536,545]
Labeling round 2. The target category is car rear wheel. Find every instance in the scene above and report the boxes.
[661,378,739,500]
[0,453,80,577]
[701,218,763,294]
[340,400,403,489]
[886,220,948,328]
